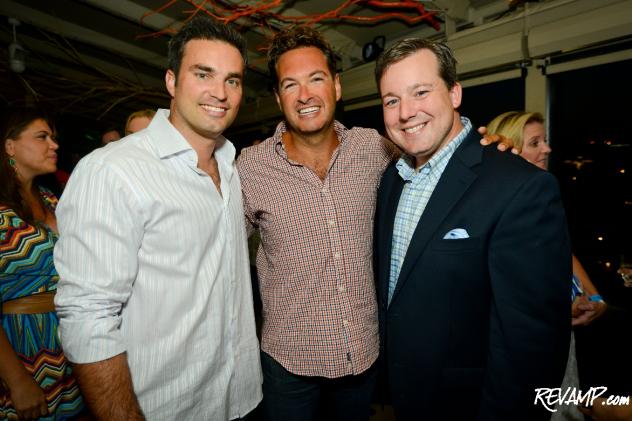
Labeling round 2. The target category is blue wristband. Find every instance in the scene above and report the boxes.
[588,294,604,302]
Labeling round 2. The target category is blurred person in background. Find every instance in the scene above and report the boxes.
[100,127,121,145]
[124,109,156,136]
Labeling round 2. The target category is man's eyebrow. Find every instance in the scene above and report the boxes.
[382,82,433,98]
[191,64,215,73]
[406,82,432,93]
[227,72,243,80]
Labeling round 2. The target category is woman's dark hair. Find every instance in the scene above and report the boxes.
[0,107,54,224]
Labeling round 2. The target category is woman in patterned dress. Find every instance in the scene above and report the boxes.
[1,108,85,420]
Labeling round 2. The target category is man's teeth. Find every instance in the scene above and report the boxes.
[404,123,426,134]
[298,106,319,115]
[201,104,225,112]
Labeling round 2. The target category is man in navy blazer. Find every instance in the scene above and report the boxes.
[373,39,571,420]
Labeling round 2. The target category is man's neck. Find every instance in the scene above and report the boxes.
[168,112,220,165]
[183,131,224,195]
[282,125,340,181]
[283,124,339,160]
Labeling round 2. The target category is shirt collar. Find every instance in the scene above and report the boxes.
[272,120,348,157]
[147,108,236,166]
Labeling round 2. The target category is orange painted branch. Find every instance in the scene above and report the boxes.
[137,0,441,40]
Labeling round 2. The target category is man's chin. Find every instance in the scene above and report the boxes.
[288,120,333,137]
[193,125,226,142]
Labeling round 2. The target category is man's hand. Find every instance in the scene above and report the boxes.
[478,126,520,154]
[7,374,49,420]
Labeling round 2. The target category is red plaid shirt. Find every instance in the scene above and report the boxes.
[238,121,393,378]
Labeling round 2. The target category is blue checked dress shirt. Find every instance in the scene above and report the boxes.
[388,117,472,305]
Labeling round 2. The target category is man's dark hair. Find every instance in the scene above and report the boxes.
[168,15,248,80]
[374,38,458,94]
[267,26,337,90]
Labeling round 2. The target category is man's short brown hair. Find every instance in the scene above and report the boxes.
[267,26,337,90]
[375,38,458,94]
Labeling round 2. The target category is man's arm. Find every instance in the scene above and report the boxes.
[481,170,572,420]
[54,157,145,413]
[236,151,259,238]
[73,354,145,420]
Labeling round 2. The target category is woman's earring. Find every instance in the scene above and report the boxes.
[8,157,16,167]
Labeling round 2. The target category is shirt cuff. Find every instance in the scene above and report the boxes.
[58,317,127,364]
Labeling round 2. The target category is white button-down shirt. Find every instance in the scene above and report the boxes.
[54,109,262,420]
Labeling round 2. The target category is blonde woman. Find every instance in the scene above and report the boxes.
[124,109,156,136]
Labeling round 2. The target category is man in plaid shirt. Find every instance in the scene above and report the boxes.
[237,26,508,420]
[237,26,394,420]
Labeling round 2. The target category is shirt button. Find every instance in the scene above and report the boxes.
[338,284,346,292]
[343,319,349,327]
[328,219,335,226]
[334,252,341,259]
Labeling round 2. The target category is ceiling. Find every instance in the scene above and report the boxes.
[0,0,525,131]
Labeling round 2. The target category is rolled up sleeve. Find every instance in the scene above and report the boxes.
[54,158,144,364]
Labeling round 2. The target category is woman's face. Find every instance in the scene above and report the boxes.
[5,118,58,181]
[520,121,551,170]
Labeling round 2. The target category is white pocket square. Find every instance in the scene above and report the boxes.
[443,228,470,239]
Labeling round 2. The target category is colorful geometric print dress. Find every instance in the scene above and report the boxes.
[0,187,84,420]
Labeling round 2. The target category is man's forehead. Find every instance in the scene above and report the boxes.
[277,48,332,76]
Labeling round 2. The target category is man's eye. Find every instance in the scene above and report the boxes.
[227,79,240,87]
[384,99,398,107]
[196,73,208,79]
[283,82,296,90]
[415,90,428,97]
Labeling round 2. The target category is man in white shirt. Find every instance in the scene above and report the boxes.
[54,16,262,420]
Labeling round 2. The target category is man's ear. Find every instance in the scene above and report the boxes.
[450,82,462,109]
[334,74,342,102]
[275,90,282,111]
[165,69,176,98]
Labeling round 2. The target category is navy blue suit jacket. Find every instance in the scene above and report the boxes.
[374,127,571,420]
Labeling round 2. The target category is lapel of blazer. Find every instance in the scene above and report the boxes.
[390,129,483,304]
[376,164,405,304]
